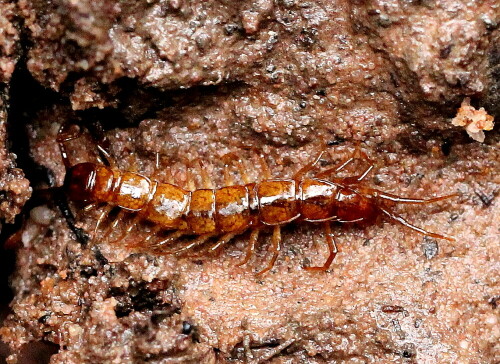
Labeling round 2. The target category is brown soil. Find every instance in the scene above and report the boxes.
[1,0,499,363]
[0,1,31,224]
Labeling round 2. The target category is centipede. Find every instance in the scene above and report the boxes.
[57,125,456,275]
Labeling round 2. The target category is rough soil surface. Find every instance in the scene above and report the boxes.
[1,0,499,363]
[0,2,31,363]
[0,0,30,224]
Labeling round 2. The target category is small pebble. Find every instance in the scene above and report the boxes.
[30,205,55,226]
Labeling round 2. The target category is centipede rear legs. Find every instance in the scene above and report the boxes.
[293,149,372,272]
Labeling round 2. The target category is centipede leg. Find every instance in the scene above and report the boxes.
[315,147,373,180]
[315,157,355,179]
[185,164,197,191]
[303,223,338,271]
[195,160,214,189]
[154,152,160,175]
[83,202,99,213]
[258,153,272,180]
[372,190,458,204]
[112,215,143,247]
[101,210,128,242]
[293,149,326,181]
[124,225,164,250]
[92,205,113,241]
[161,233,216,256]
[96,144,117,169]
[379,206,455,242]
[237,145,272,180]
[256,225,281,275]
[236,228,261,267]
[222,152,250,184]
[151,230,186,248]
[223,166,235,186]
[200,232,238,257]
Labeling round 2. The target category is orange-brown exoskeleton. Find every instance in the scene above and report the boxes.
[57,125,456,275]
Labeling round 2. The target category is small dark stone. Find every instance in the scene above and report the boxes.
[327,137,345,146]
[400,343,416,358]
[482,15,498,31]
[377,14,392,27]
[151,312,170,325]
[422,238,438,260]
[38,313,51,324]
[298,28,318,48]
[439,44,453,59]
[115,299,133,318]
[402,350,413,358]
[441,139,452,156]
[474,189,494,207]
[93,247,109,266]
[182,321,193,334]
[224,24,240,36]
[80,265,97,278]
[108,286,124,297]
[266,64,276,73]
[488,296,500,309]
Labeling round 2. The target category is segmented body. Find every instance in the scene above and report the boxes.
[58,125,455,274]
[66,163,378,234]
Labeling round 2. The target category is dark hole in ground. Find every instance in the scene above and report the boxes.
[1,55,62,363]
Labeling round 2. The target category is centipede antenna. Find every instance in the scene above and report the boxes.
[379,207,455,242]
[53,188,89,246]
[57,124,84,169]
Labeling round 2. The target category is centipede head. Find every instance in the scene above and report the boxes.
[64,162,97,203]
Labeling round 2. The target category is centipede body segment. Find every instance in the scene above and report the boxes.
[57,125,456,275]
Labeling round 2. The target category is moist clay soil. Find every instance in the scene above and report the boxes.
[0,1,499,363]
